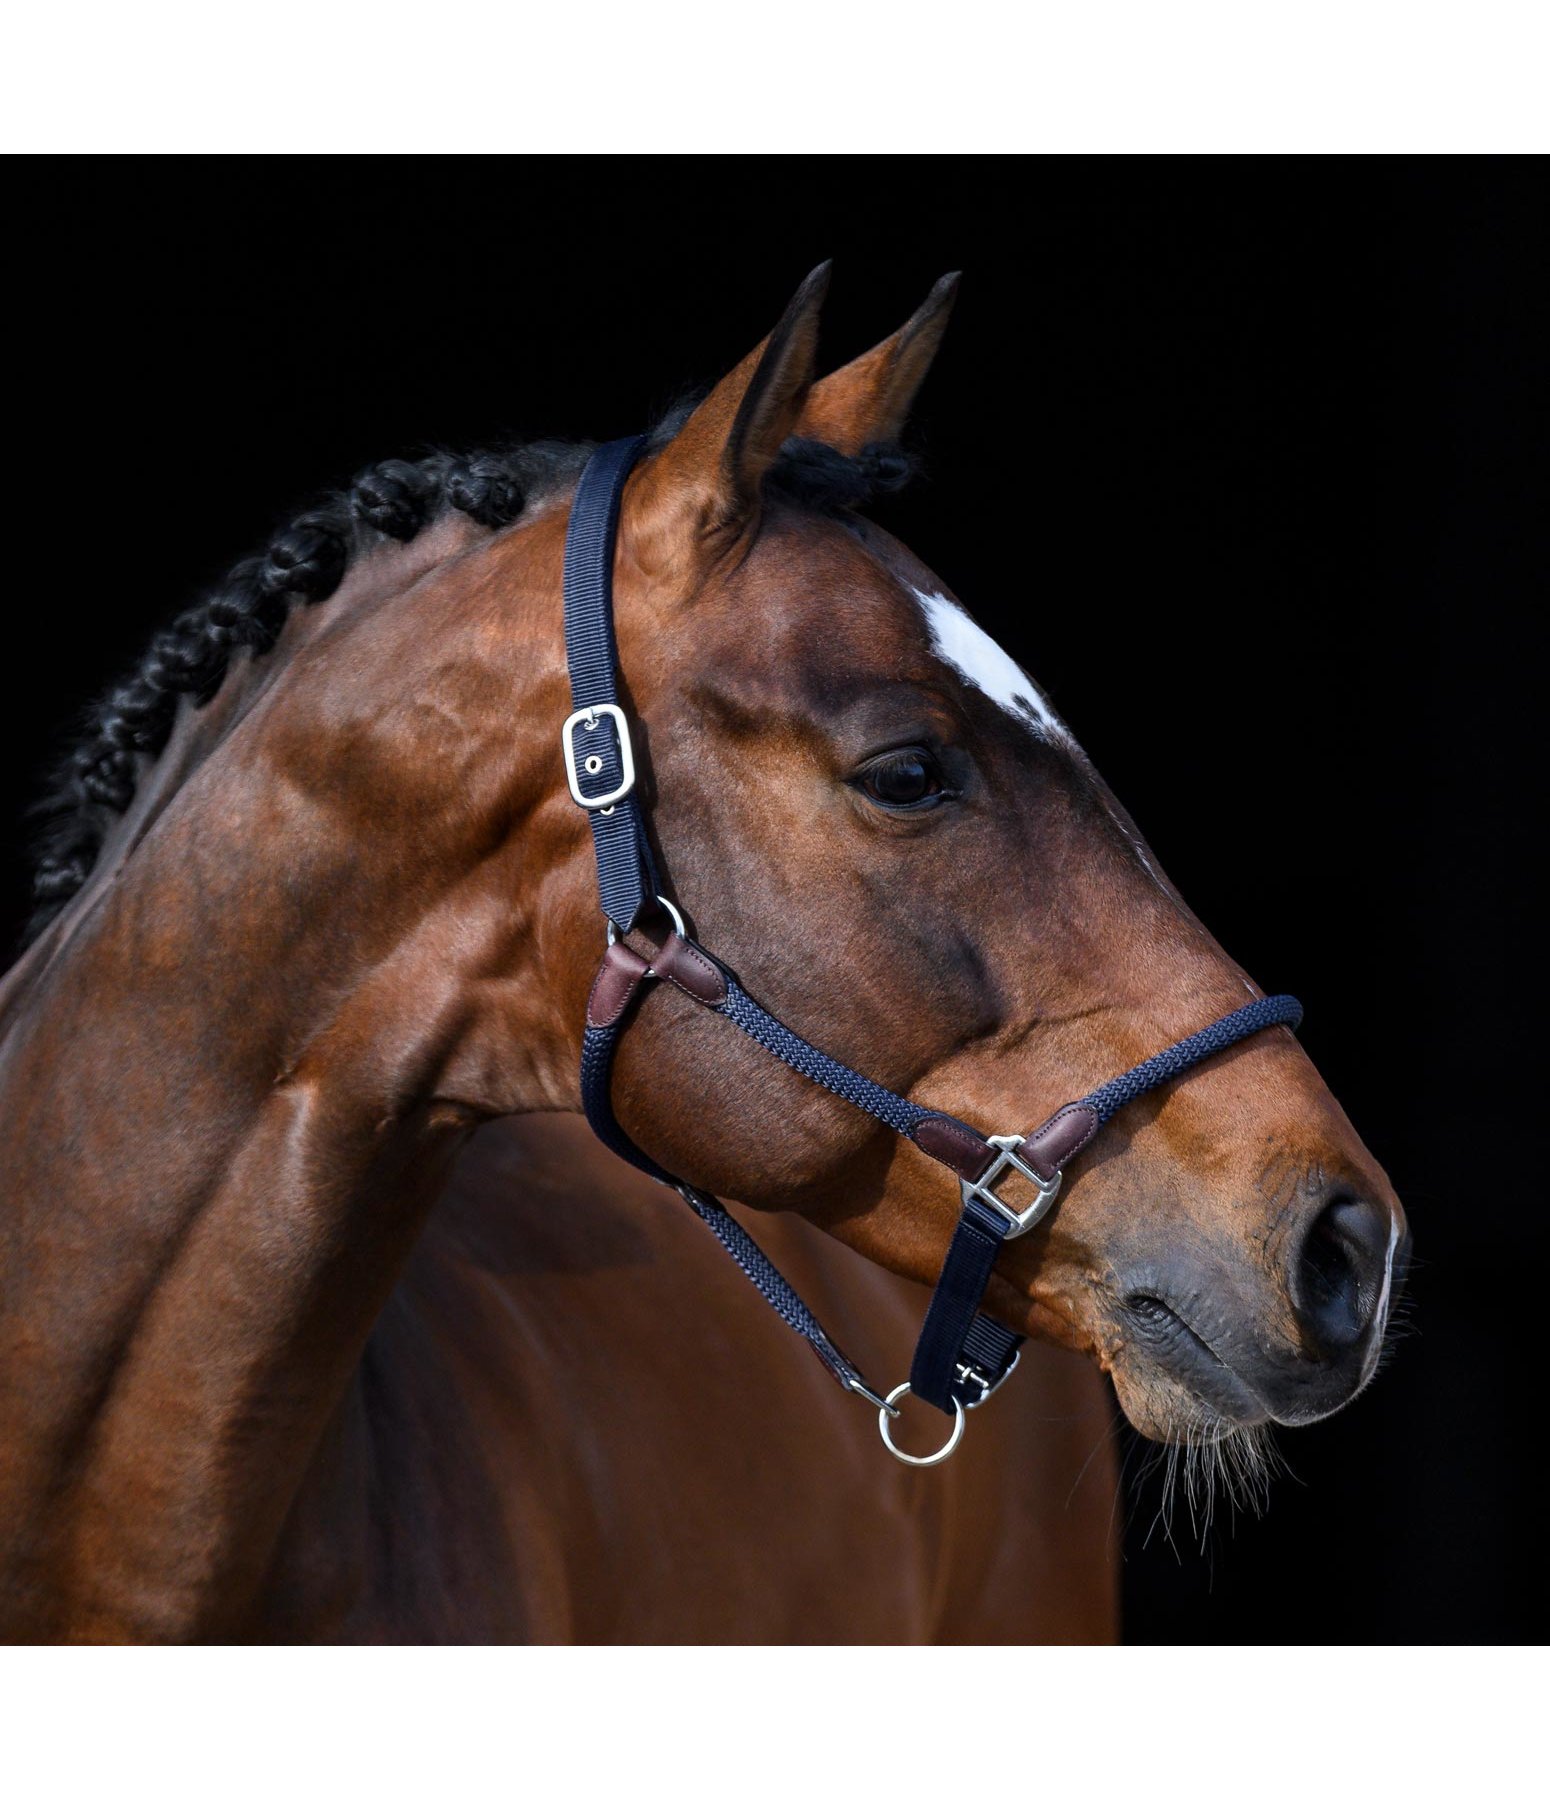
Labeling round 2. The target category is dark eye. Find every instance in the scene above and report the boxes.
[855,748,949,811]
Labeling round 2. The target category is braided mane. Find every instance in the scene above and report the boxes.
[22,428,912,946]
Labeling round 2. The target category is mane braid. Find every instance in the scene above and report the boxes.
[21,429,913,947]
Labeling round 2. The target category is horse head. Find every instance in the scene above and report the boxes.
[582,267,1408,1449]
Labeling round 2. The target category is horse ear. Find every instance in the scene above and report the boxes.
[629,263,829,553]
[795,272,959,454]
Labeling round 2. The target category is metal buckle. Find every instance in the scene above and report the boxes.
[961,1134,1062,1239]
[562,703,636,810]
[955,1349,1020,1409]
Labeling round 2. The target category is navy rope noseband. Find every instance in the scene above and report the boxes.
[561,435,1304,1464]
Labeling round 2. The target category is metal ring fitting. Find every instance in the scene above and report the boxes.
[605,893,688,948]
[877,1382,966,1467]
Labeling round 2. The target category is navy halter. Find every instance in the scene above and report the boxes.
[561,435,1303,1465]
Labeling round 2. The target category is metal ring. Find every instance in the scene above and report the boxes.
[605,894,688,947]
[877,1382,965,1467]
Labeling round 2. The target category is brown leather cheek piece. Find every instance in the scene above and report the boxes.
[650,933,729,1006]
[586,942,652,1029]
[910,1114,998,1183]
[1021,1102,1101,1182]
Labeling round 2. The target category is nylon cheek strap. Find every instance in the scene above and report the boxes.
[561,433,655,935]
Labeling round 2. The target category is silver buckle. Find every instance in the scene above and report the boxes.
[961,1134,1062,1239]
[562,703,636,810]
[955,1349,1020,1408]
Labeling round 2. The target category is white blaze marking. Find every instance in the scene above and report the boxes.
[912,584,1177,895]
[912,586,1071,745]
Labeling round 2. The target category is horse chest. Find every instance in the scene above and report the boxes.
[263,1118,1119,1645]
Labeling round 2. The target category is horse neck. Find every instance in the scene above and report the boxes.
[0,504,588,1640]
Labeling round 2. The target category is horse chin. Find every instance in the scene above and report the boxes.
[1108,1358,1286,1530]
[1109,1350,1272,1446]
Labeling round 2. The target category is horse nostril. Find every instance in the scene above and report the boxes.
[1289,1191,1392,1356]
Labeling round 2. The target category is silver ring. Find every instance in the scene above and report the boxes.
[877,1382,965,1467]
[605,894,688,947]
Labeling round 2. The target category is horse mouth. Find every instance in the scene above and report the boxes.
[1119,1294,1271,1430]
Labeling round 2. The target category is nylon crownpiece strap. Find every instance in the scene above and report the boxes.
[562,434,654,934]
[563,439,901,1411]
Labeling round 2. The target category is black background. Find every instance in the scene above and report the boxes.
[5,159,1542,1643]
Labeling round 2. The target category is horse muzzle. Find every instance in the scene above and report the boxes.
[1111,1183,1411,1435]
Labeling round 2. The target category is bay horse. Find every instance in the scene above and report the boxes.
[0,267,1407,1643]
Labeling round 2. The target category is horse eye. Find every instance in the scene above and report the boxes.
[856,749,948,811]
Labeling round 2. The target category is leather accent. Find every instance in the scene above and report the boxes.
[910,1113,996,1183]
[651,933,728,1007]
[1021,1102,1100,1181]
[803,1334,859,1392]
[586,942,651,1029]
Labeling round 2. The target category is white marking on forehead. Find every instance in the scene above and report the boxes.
[911,587,1072,746]
[912,584,1182,897]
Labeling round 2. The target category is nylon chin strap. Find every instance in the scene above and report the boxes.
[560,436,1303,1466]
